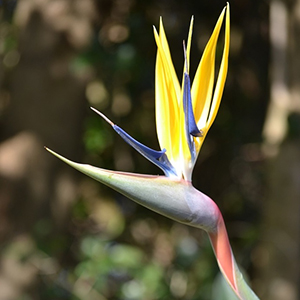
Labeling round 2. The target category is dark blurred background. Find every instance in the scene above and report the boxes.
[0,0,300,299]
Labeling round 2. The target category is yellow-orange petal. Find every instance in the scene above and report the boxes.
[191,7,226,130]
[154,24,181,168]
[155,19,181,103]
[207,3,230,128]
[183,16,194,76]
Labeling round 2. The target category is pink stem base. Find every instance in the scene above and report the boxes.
[208,212,240,297]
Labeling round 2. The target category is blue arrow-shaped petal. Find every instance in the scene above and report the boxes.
[91,108,178,177]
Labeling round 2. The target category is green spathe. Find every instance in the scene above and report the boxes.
[46,147,219,233]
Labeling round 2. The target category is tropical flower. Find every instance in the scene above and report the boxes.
[46,4,259,300]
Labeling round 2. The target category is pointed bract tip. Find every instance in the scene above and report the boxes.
[45,147,60,158]
[189,16,194,29]
[44,146,54,154]
[226,3,230,15]
[183,41,188,74]
[90,107,114,126]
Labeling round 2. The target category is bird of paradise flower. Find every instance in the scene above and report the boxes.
[46,4,260,300]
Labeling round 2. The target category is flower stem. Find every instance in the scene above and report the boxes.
[208,212,260,300]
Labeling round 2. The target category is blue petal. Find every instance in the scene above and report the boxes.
[183,72,203,163]
[91,108,178,177]
[183,72,203,137]
[114,125,178,177]
[114,125,166,159]
[113,125,177,177]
